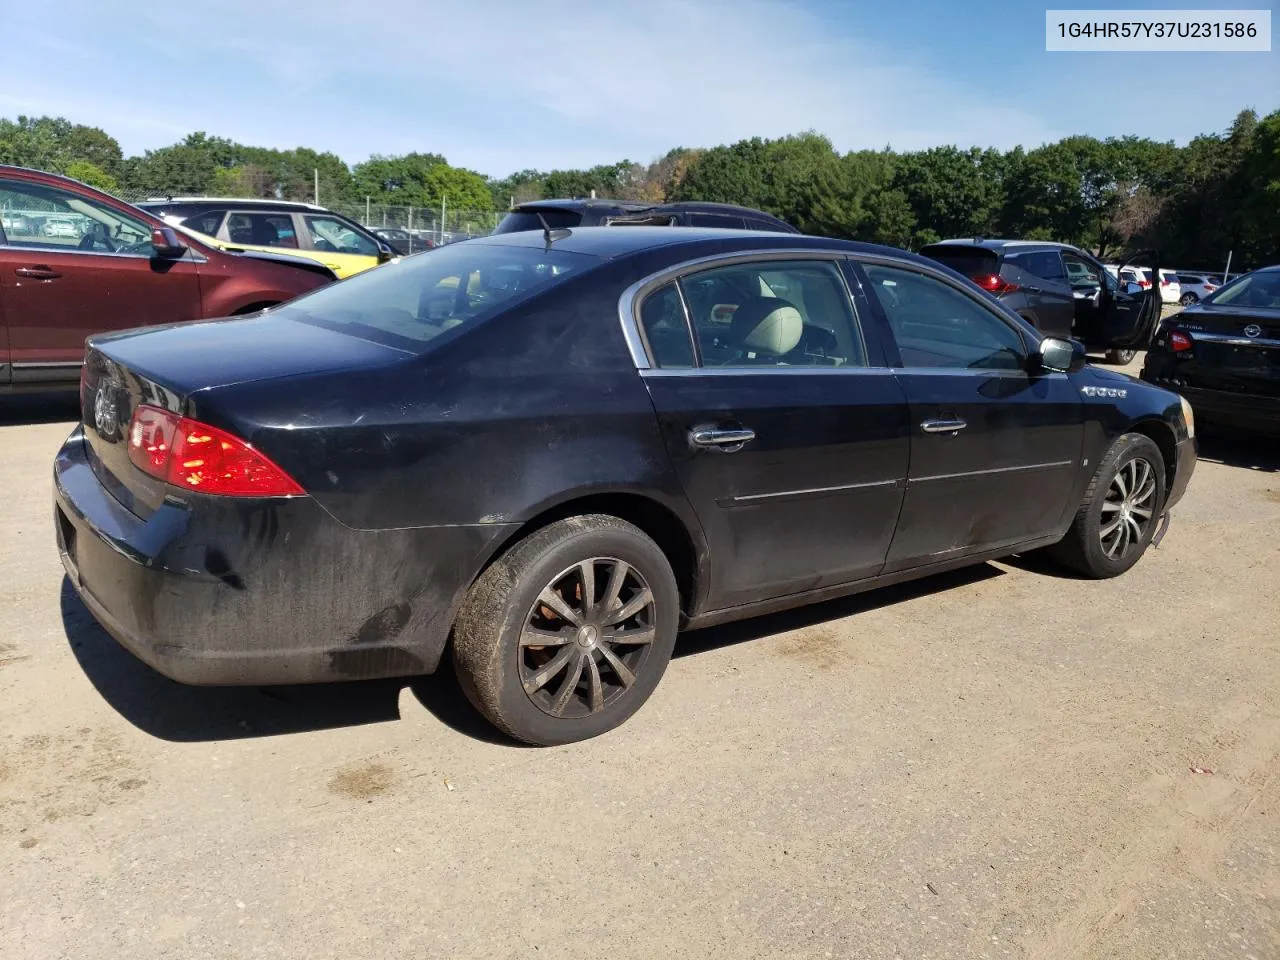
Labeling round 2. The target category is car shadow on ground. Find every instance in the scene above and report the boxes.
[59,577,515,745]
[62,565,1010,745]
[1196,431,1280,472]
[675,563,1005,658]
[0,391,80,427]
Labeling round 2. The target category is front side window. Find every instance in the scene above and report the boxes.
[226,212,298,248]
[1062,251,1103,291]
[676,259,867,368]
[1014,250,1067,283]
[862,263,1026,371]
[0,178,153,254]
[304,215,379,256]
[274,242,599,351]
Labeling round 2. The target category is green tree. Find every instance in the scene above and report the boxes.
[64,159,119,193]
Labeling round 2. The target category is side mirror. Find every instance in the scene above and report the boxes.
[1123,281,1144,296]
[376,242,394,263]
[150,226,185,258]
[1036,336,1087,374]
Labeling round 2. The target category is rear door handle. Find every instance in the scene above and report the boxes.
[921,418,967,434]
[689,425,756,451]
[15,266,61,280]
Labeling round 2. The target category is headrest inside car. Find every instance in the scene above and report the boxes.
[729,296,803,357]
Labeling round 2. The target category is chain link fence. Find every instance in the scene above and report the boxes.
[112,187,502,246]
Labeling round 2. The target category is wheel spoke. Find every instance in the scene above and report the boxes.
[600,561,630,616]
[1113,469,1128,498]
[604,587,653,627]
[1134,460,1151,499]
[523,645,577,693]
[578,561,596,615]
[585,655,604,714]
[1133,477,1157,506]
[1100,500,1122,513]
[1107,517,1129,558]
[548,651,586,717]
[1100,515,1123,539]
[521,625,576,647]
[538,586,583,627]
[603,625,657,646]
[598,643,636,689]
[1125,514,1144,544]
[1131,504,1153,520]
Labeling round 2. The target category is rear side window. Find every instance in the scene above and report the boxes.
[639,283,694,368]
[1010,251,1067,282]
[917,245,999,281]
[227,213,298,248]
[688,213,748,229]
[862,263,1025,371]
[274,242,599,351]
[182,210,226,237]
[677,259,868,368]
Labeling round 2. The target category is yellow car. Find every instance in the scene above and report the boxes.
[135,198,394,278]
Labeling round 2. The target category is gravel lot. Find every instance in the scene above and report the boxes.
[2,356,1277,960]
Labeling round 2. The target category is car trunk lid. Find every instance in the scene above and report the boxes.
[79,314,411,517]
[1172,307,1280,396]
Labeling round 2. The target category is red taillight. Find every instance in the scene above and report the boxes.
[127,405,304,497]
[971,273,1019,295]
[1204,284,1216,292]
[1138,280,1151,288]
[1169,331,1193,352]
[1161,278,1171,286]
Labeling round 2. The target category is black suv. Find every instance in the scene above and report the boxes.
[920,239,1162,364]
[494,199,799,235]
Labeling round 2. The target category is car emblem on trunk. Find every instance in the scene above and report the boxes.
[1243,324,1262,338]
[93,383,120,439]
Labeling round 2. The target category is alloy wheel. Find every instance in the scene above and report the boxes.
[1099,457,1157,560]
[519,558,658,719]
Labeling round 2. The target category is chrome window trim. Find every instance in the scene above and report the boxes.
[910,459,1074,484]
[639,366,897,379]
[730,478,901,503]
[0,241,205,264]
[618,247,884,373]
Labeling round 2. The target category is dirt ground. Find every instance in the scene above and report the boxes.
[1,358,1277,960]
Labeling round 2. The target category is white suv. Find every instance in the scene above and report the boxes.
[1174,273,1218,305]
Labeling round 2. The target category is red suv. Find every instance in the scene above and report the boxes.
[0,166,337,393]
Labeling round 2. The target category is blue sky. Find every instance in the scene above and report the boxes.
[3,0,1276,176]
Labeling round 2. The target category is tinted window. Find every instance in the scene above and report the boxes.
[688,213,748,229]
[274,242,598,351]
[0,178,153,254]
[639,283,694,368]
[863,264,1025,371]
[1207,271,1280,308]
[678,259,867,368]
[743,217,790,233]
[304,215,378,256]
[227,212,299,248]
[182,210,226,237]
[917,245,999,280]
[1011,251,1067,282]
[494,210,583,234]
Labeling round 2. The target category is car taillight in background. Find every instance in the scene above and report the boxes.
[1169,331,1193,352]
[127,405,304,497]
[971,273,1020,295]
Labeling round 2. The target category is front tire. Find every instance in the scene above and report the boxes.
[1104,348,1137,365]
[452,515,680,745]
[1047,433,1166,578]
[1179,292,1198,306]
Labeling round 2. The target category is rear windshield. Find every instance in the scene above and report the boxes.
[918,245,999,279]
[273,242,599,351]
[1206,271,1280,309]
[494,209,584,234]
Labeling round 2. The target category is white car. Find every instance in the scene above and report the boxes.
[1175,273,1219,304]
[1154,268,1181,304]
[41,217,79,239]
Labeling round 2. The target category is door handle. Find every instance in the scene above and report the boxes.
[921,418,967,434]
[1025,284,1043,293]
[15,266,61,280]
[689,425,756,451]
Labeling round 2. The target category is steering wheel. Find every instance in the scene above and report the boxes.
[78,229,117,253]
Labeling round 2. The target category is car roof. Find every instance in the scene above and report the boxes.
[927,237,1082,253]
[471,225,922,262]
[137,197,327,211]
[512,198,794,224]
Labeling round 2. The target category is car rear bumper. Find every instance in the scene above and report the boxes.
[1161,383,1280,435]
[54,427,516,685]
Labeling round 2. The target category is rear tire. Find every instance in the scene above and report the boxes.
[1104,348,1137,365]
[452,515,680,746]
[1047,433,1166,579]
[1179,292,1198,306]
